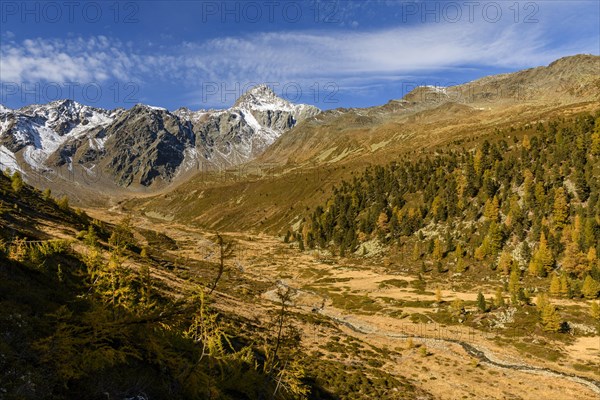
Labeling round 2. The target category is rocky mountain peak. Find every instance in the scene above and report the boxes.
[233,84,295,111]
[131,103,170,114]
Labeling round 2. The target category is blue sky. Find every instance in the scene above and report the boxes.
[1,0,598,111]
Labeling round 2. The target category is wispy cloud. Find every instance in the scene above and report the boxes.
[1,1,597,105]
[0,36,139,84]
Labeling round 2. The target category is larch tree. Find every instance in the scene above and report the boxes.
[509,269,520,298]
[528,232,554,277]
[541,303,561,332]
[498,250,513,275]
[432,238,444,262]
[582,276,600,299]
[483,196,500,223]
[494,288,505,308]
[412,242,420,261]
[477,292,487,312]
[536,293,548,313]
[549,275,561,297]
[552,187,569,229]
[587,248,598,270]
[455,255,466,273]
[522,134,531,150]
[208,233,234,295]
[559,274,570,298]
[561,227,588,277]
[11,171,24,193]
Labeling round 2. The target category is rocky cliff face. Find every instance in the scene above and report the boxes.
[0,85,320,188]
[175,84,320,167]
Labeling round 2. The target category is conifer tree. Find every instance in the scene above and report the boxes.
[498,250,513,275]
[56,196,70,211]
[208,233,234,295]
[494,288,505,308]
[559,274,570,298]
[84,225,99,248]
[451,299,465,318]
[582,276,600,299]
[534,182,546,209]
[454,243,463,260]
[109,216,135,252]
[528,232,554,277]
[522,135,531,150]
[477,292,487,312]
[552,187,569,229]
[541,303,561,332]
[588,248,598,270]
[561,227,588,276]
[455,255,466,273]
[509,269,521,304]
[432,238,444,262]
[483,196,500,223]
[574,169,590,202]
[11,171,23,193]
[138,263,154,311]
[536,293,548,312]
[435,287,442,303]
[412,242,420,261]
[591,131,600,156]
[487,222,503,255]
[8,237,27,262]
[549,275,561,297]
[517,289,530,307]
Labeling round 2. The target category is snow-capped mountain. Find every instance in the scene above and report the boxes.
[0,100,119,174]
[174,85,320,167]
[0,85,320,188]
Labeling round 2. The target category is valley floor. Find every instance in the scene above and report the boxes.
[85,208,600,400]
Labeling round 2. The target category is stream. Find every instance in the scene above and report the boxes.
[322,311,600,396]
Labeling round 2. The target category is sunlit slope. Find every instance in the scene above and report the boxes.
[126,55,600,233]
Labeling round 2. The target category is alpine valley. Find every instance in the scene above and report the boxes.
[2,55,600,400]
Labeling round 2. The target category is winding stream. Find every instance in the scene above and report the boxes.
[268,278,600,396]
[322,311,600,396]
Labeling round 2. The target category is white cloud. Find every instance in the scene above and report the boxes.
[165,18,597,89]
[1,1,597,99]
[0,36,140,84]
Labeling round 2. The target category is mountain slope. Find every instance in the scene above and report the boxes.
[127,54,600,233]
[258,54,600,166]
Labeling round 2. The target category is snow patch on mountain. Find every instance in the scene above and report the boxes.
[240,109,261,132]
[0,99,115,172]
[0,145,22,173]
[89,136,107,151]
[424,85,448,94]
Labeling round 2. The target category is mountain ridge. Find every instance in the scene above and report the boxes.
[125,54,600,233]
[0,85,320,191]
